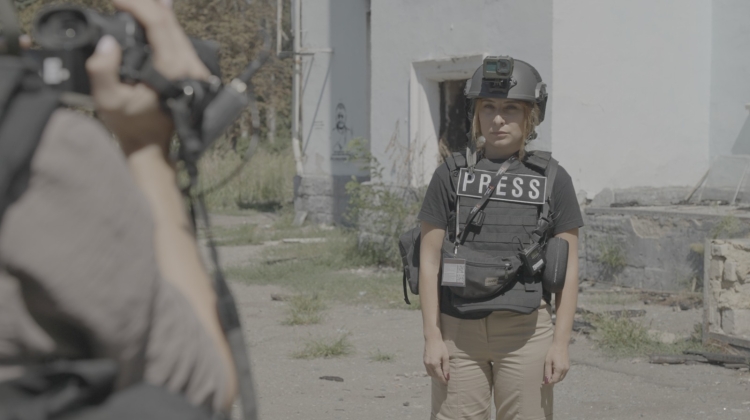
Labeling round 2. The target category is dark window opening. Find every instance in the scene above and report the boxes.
[438,80,469,158]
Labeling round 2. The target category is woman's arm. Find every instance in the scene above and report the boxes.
[420,221,450,384]
[544,228,579,385]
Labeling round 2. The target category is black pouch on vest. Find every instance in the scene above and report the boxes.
[441,239,523,299]
[542,236,569,293]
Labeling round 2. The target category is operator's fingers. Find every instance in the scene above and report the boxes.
[112,0,178,58]
[86,35,128,110]
[113,0,209,80]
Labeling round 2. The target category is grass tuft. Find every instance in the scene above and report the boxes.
[292,334,354,359]
[282,294,326,326]
[588,314,705,358]
[369,349,395,362]
[209,223,260,247]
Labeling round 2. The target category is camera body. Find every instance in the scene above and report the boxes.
[25,6,149,95]
[482,56,515,93]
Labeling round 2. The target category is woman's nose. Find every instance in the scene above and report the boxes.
[493,113,505,125]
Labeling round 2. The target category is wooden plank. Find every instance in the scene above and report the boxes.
[649,354,708,365]
[707,332,750,352]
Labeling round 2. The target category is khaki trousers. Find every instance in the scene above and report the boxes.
[432,301,554,420]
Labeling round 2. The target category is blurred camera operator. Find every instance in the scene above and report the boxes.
[0,0,237,415]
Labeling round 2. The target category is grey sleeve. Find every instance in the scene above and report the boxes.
[0,110,230,412]
[550,165,584,235]
[417,164,454,230]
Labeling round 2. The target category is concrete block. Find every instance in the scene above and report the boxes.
[614,186,692,206]
[724,261,738,283]
[709,259,724,281]
[711,243,730,257]
[591,188,614,208]
[721,309,735,335]
[733,309,750,338]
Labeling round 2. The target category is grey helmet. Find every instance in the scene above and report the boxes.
[465,56,548,123]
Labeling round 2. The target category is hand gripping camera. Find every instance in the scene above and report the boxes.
[22,5,268,164]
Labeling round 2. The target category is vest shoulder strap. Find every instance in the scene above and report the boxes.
[524,150,552,174]
[0,58,60,225]
[444,152,467,192]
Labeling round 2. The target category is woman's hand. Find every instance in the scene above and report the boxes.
[424,336,450,384]
[85,0,211,156]
[543,341,570,385]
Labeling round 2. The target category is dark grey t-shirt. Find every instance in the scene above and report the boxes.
[417,154,584,318]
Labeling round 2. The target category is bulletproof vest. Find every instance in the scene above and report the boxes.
[442,151,552,318]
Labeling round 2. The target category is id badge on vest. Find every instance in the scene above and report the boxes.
[442,258,466,287]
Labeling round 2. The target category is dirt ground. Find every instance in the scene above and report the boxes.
[207,213,750,420]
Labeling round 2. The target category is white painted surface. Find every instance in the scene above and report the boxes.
[299,0,750,201]
[711,0,750,158]
[300,0,369,178]
[370,0,553,185]
[552,0,712,197]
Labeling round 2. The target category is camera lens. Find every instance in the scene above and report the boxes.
[34,7,99,50]
[497,60,510,74]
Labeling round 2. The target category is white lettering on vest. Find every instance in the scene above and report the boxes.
[496,176,508,197]
[478,173,491,194]
[462,173,476,192]
[512,177,523,198]
[529,179,540,199]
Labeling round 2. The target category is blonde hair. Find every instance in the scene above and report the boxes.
[470,99,540,161]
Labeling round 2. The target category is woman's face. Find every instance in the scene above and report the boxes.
[477,98,526,159]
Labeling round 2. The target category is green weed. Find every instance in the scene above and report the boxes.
[210,223,260,247]
[198,145,296,212]
[292,334,354,359]
[369,349,395,362]
[711,215,742,239]
[282,294,326,326]
[225,230,412,309]
[588,314,704,358]
[588,293,641,306]
[596,237,627,281]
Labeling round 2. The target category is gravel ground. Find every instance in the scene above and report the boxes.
[230,282,750,420]
[209,213,750,419]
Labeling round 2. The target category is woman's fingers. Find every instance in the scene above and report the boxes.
[441,352,450,382]
[543,356,553,385]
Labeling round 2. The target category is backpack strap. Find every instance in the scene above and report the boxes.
[0,57,60,227]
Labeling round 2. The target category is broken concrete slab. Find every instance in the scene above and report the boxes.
[590,187,694,208]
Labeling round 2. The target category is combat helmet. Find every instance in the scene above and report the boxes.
[465,56,548,124]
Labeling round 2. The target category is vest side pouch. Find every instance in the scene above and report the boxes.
[542,237,569,293]
[441,239,522,299]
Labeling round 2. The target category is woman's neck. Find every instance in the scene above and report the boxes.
[483,148,519,161]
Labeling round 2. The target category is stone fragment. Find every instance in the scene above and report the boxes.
[591,188,614,208]
[709,259,724,281]
[712,244,730,257]
[721,309,735,335]
[724,261,738,283]
[647,329,677,344]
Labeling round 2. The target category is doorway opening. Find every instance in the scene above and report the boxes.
[438,80,469,158]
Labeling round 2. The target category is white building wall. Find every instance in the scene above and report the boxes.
[552,0,712,197]
[299,0,369,178]
[370,0,553,186]
[710,0,750,157]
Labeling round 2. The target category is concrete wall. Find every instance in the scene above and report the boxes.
[296,0,370,224]
[711,0,750,158]
[582,207,750,291]
[552,0,712,197]
[705,239,750,340]
[370,0,553,186]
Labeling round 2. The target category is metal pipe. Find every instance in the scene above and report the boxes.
[291,0,303,176]
[276,0,282,56]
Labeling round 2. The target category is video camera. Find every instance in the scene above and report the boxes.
[482,55,515,93]
[5,4,268,161]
